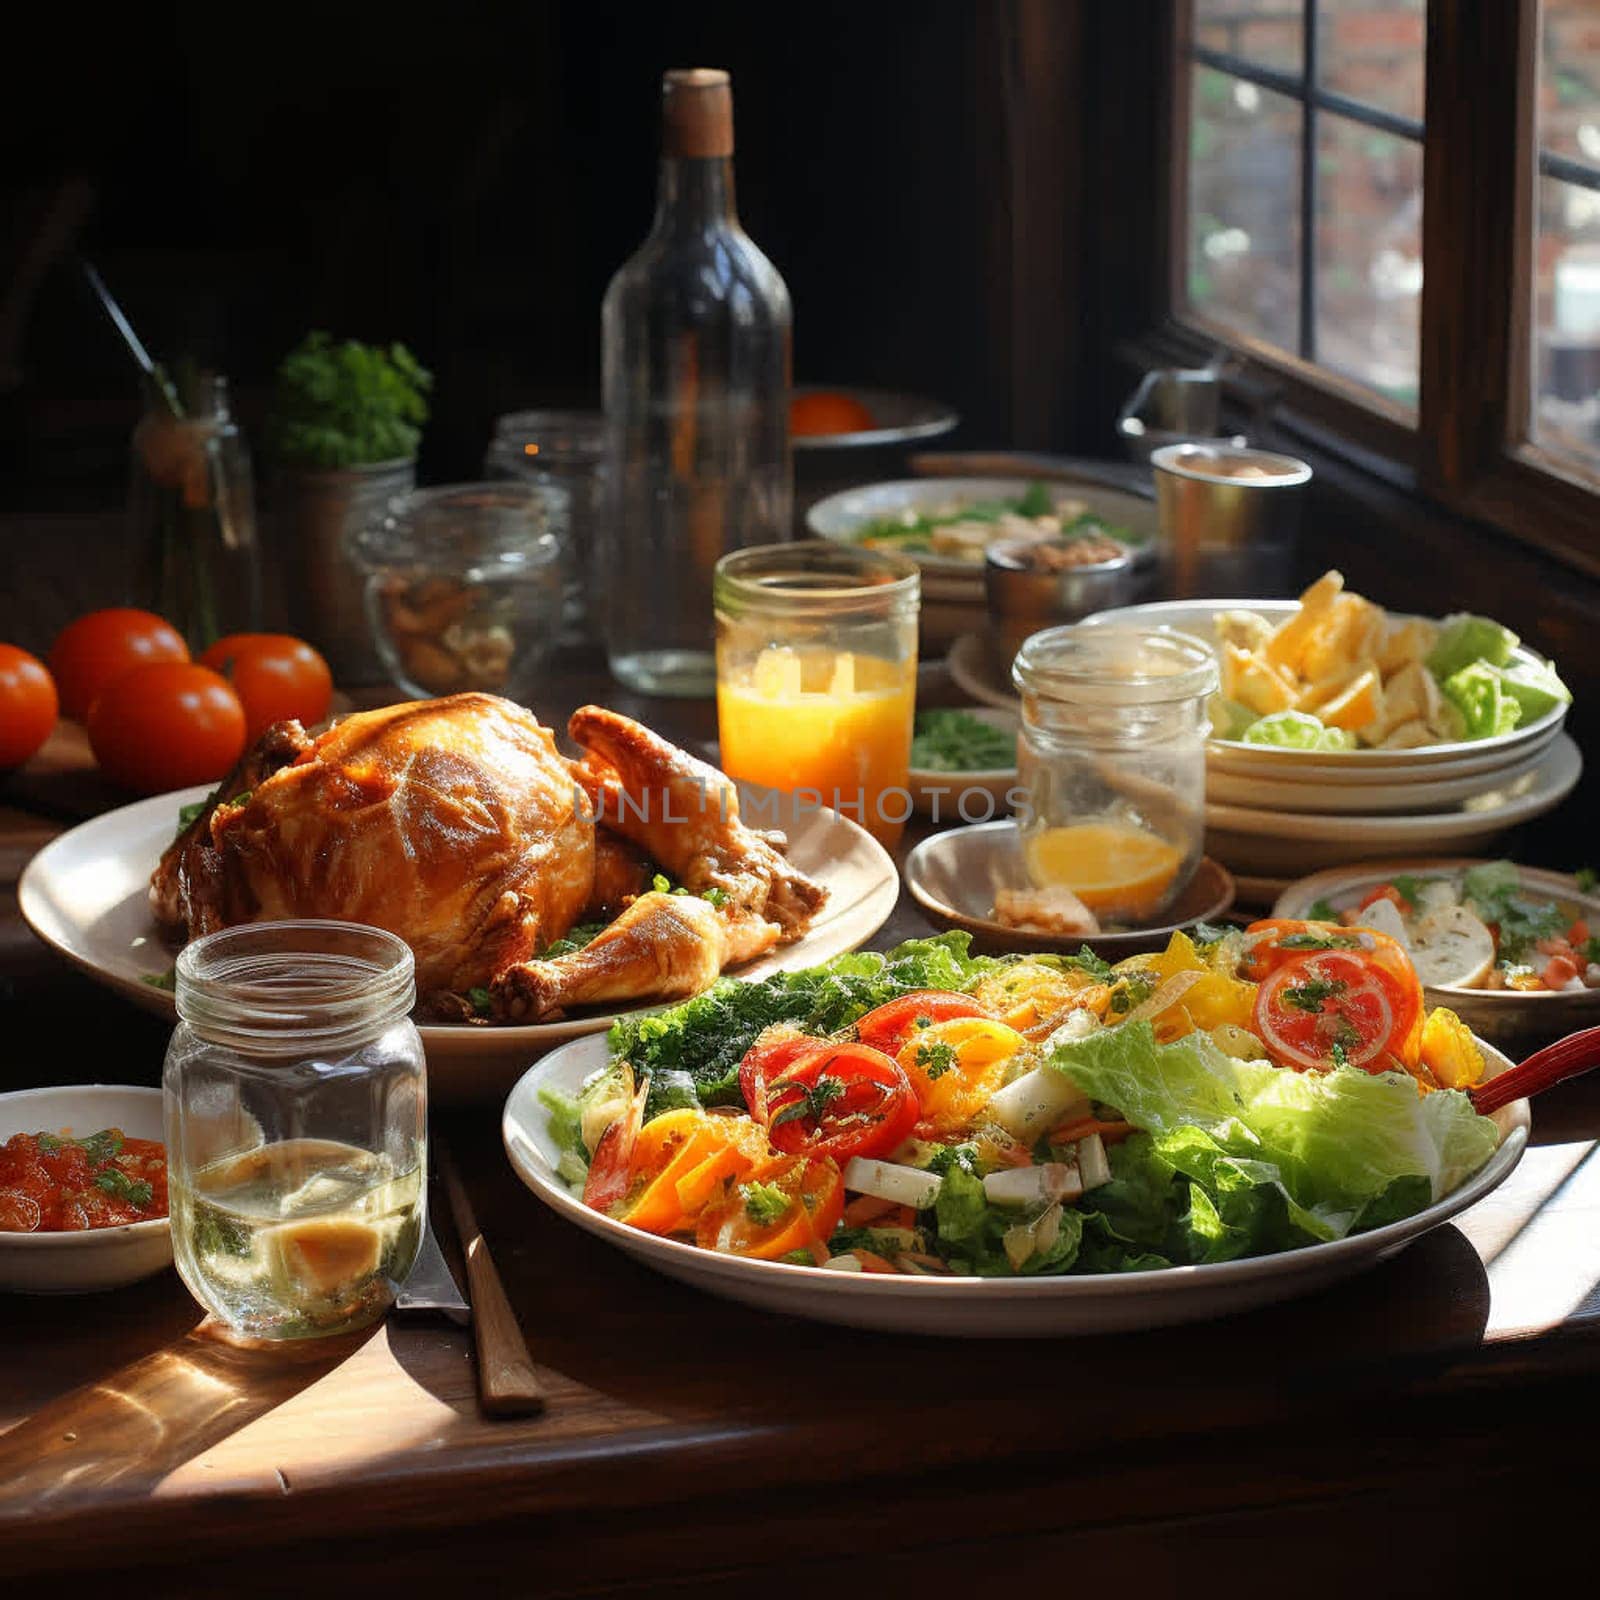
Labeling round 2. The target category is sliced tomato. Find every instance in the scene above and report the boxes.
[694,1156,845,1260]
[1359,883,1410,913]
[757,1042,918,1163]
[853,990,993,1055]
[1252,950,1419,1075]
[737,1026,830,1124]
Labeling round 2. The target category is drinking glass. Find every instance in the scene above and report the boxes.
[1013,626,1217,925]
[163,921,426,1341]
[714,541,919,849]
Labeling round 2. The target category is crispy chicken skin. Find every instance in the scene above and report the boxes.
[152,694,593,997]
[150,695,829,1022]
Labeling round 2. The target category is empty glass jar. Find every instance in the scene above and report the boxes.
[1012,626,1217,925]
[163,921,426,1341]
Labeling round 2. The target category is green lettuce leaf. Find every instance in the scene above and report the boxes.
[1441,661,1523,740]
[1427,614,1519,680]
[1241,711,1355,751]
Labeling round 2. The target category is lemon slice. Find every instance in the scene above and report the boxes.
[1024,822,1184,920]
[1408,905,1496,988]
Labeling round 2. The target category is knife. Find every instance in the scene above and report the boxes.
[395,1212,470,1325]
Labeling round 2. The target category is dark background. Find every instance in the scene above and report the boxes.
[2,2,1025,507]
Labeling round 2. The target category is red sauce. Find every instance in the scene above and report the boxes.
[0,1128,169,1232]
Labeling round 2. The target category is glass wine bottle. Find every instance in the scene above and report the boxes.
[601,67,793,697]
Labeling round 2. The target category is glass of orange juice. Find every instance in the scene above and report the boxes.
[1012,626,1217,925]
[714,543,919,849]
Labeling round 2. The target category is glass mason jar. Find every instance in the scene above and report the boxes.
[1012,627,1217,925]
[714,541,919,850]
[163,921,426,1341]
[484,409,605,645]
[347,483,564,702]
[131,370,261,651]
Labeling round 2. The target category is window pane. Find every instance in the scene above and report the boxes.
[1193,0,1304,75]
[1187,64,1302,352]
[1316,0,1426,124]
[1314,114,1422,409]
[1532,0,1600,474]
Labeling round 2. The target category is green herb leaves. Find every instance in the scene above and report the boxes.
[909,709,1017,773]
[741,1180,793,1227]
[269,333,432,469]
[1281,977,1348,1013]
[94,1167,154,1208]
[914,1040,957,1080]
[770,1074,846,1130]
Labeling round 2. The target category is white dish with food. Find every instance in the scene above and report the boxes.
[503,1028,1528,1339]
[907,707,1019,819]
[0,1085,171,1294]
[807,477,1157,584]
[1274,859,1600,1044]
[1081,583,1570,767]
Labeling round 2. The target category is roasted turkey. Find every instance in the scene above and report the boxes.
[151,693,827,1020]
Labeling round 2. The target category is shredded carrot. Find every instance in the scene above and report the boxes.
[1048,1116,1137,1147]
[889,1204,916,1230]
[842,1193,897,1228]
[849,1250,900,1274]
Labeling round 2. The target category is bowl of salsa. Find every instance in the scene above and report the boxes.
[0,1085,171,1293]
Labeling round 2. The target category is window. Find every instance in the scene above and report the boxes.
[1162,1,1600,572]
[1530,0,1600,478]
[1183,0,1426,414]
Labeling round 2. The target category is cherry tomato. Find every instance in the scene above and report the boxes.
[1543,955,1581,989]
[694,1156,845,1259]
[854,990,994,1055]
[0,645,58,769]
[1252,950,1419,1074]
[199,633,333,741]
[86,662,247,794]
[753,1041,918,1163]
[48,609,188,721]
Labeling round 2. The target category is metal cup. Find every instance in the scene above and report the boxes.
[1150,443,1312,598]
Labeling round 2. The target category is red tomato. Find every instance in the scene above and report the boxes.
[1568,920,1590,947]
[1543,955,1581,989]
[86,662,247,794]
[755,1041,918,1163]
[738,1027,830,1124]
[48,609,189,721]
[853,990,994,1054]
[1360,883,1409,913]
[0,645,58,769]
[1252,950,1419,1074]
[199,633,333,740]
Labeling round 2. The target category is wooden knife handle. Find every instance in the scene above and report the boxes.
[438,1146,545,1418]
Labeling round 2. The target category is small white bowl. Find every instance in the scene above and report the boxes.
[908,706,1019,819]
[0,1085,172,1294]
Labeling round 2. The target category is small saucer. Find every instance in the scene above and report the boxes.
[905,821,1236,957]
[908,706,1019,818]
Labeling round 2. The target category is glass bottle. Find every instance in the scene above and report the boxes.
[601,67,793,697]
[163,921,426,1341]
[131,371,261,650]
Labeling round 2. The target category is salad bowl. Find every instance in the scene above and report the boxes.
[503,1034,1529,1338]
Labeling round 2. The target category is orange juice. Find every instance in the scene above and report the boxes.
[1023,819,1185,922]
[717,646,916,847]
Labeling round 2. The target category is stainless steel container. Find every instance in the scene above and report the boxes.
[275,458,416,683]
[1117,367,1247,463]
[1149,443,1311,599]
[984,536,1145,674]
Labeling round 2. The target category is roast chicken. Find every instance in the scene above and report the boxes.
[151,693,827,1020]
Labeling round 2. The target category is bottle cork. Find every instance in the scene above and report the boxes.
[662,68,734,159]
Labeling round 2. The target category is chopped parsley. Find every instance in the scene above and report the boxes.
[1277,932,1360,952]
[539,923,606,960]
[1331,1040,1351,1070]
[176,799,207,834]
[651,873,729,910]
[94,1167,155,1208]
[77,1129,123,1165]
[1281,977,1348,1013]
[741,1180,793,1227]
[1108,972,1158,1015]
[1305,898,1338,923]
[467,986,494,1017]
[770,1074,847,1131]
[915,1039,958,1080]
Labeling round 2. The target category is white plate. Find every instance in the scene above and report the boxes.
[908,706,1018,819]
[1205,734,1582,876]
[807,476,1158,586]
[1274,858,1600,1046]
[19,784,901,1106]
[503,1034,1528,1337]
[1081,598,1569,769]
[0,1085,171,1293]
[1205,741,1554,815]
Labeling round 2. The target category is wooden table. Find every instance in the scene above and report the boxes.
[3,656,1599,1594]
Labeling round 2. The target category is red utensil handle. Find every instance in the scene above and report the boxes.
[1471,1025,1600,1117]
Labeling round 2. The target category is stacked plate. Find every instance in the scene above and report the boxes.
[1079,599,1582,897]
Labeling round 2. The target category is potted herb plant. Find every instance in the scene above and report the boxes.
[269,333,432,681]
